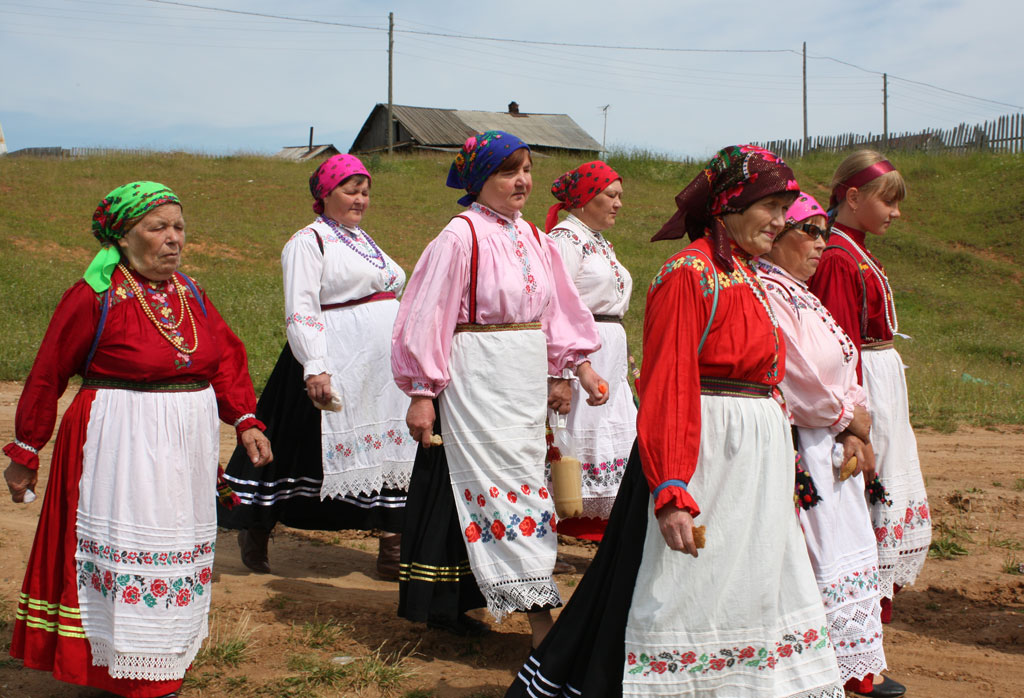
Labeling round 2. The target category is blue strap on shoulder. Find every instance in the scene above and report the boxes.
[692,250,719,355]
[652,479,689,499]
[83,289,112,378]
[177,272,207,317]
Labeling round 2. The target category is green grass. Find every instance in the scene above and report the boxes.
[1,149,1022,429]
[929,519,973,559]
[1001,553,1024,575]
[194,611,255,668]
[297,612,350,650]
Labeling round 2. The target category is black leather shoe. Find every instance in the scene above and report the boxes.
[856,675,906,698]
[238,528,271,574]
[427,612,490,637]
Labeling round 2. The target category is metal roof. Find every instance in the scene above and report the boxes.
[359,104,601,151]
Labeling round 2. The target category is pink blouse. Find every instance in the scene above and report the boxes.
[757,259,866,433]
[392,203,601,397]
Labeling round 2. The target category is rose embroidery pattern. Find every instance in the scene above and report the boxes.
[626,625,831,677]
[77,560,212,610]
[461,483,556,544]
[77,537,215,566]
[325,429,406,459]
[820,565,881,608]
[873,497,930,549]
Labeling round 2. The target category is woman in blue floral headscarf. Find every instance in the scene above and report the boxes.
[392,131,608,646]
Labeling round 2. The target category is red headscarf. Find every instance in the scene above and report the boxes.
[545,161,621,232]
[652,145,799,271]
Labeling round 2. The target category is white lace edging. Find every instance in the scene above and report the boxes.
[14,439,38,454]
[479,577,562,623]
[789,685,846,698]
[233,413,256,428]
[580,496,615,520]
[89,631,206,681]
[319,467,412,500]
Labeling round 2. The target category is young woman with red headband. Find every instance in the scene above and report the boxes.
[809,152,932,678]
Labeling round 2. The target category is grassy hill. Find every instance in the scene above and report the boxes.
[1,150,1021,430]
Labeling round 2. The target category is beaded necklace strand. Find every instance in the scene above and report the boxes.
[118,264,199,354]
[737,256,781,377]
[321,216,387,270]
[831,228,899,334]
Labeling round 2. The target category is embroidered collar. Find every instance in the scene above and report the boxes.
[471,202,522,227]
[319,215,361,240]
[756,258,808,292]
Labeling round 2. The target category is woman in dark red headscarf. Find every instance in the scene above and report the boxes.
[544,161,634,543]
[508,145,845,698]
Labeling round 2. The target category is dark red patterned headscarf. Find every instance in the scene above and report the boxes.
[545,161,621,232]
[652,145,799,271]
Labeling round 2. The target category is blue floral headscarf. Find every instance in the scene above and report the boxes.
[446,130,529,207]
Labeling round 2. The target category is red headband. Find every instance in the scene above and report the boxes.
[829,160,895,209]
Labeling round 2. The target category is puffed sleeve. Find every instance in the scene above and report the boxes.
[198,286,265,439]
[540,236,601,374]
[391,229,470,397]
[635,263,708,518]
[548,228,584,281]
[3,282,100,470]
[809,251,865,383]
[281,230,329,380]
[765,285,854,434]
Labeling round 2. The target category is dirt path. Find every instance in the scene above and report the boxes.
[0,382,1021,697]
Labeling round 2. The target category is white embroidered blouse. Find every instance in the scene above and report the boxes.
[548,214,632,318]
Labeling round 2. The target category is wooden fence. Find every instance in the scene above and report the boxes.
[757,112,1024,160]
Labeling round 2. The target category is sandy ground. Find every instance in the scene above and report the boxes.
[0,381,1021,698]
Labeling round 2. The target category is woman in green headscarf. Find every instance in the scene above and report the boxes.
[3,181,271,697]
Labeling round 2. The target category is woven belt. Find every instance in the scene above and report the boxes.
[699,377,773,398]
[454,322,542,333]
[322,291,396,311]
[593,314,623,324]
[861,340,894,351]
[82,379,211,393]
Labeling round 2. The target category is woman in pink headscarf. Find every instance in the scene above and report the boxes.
[219,154,416,578]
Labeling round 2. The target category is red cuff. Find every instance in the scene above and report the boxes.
[234,417,266,443]
[654,485,700,518]
[3,442,40,470]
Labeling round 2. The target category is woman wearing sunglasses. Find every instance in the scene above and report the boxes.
[758,193,901,698]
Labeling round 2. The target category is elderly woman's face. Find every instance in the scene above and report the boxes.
[766,214,828,282]
[117,203,185,281]
[476,156,533,218]
[323,176,370,227]
[578,179,623,232]
[722,193,792,256]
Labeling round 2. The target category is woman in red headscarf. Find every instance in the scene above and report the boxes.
[218,154,416,579]
[808,151,931,676]
[508,146,845,698]
[544,162,634,542]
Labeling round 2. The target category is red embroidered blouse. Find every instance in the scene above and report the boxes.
[808,223,895,383]
[4,267,263,469]
[636,238,786,517]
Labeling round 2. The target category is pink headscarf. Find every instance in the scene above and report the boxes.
[309,154,371,214]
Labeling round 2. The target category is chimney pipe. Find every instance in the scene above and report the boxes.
[508,101,519,115]
[308,126,314,153]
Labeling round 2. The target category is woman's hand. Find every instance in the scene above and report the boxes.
[406,396,436,448]
[577,362,609,407]
[836,433,871,480]
[241,428,273,467]
[5,461,38,503]
[547,378,572,415]
[656,503,699,557]
[846,404,872,443]
[305,372,332,405]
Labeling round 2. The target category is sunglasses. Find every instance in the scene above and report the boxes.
[787,222,830,242]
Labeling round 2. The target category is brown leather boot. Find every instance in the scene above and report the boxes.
[376,533,401,581]
[238,527,272,574]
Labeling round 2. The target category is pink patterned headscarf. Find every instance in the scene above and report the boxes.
[309,154,371,214]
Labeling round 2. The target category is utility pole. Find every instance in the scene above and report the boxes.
[883,72,888,149]
[802,42,808,156]
[387,11,394,155]
[600,104,610,158]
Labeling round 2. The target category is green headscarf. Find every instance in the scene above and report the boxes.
[84,181,181,292]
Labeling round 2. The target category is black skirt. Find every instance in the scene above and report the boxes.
[506,440,650,698]
[217,343,405,533]
[397,421,486,622]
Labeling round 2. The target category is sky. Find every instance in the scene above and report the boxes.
[1,0,1022,159]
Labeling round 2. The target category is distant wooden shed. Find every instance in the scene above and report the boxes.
[350,102,602,155]
[274,144,340,161]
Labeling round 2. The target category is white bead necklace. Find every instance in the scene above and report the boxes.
[830,228,899,334]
